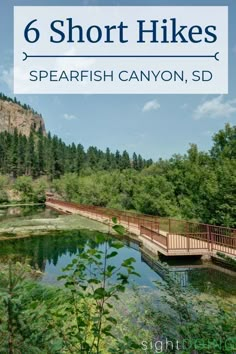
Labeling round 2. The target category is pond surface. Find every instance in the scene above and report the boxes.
[0,229,161,288]
[0,207,235,297]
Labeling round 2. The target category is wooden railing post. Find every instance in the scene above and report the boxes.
[186,222,190,252]
[207,225,211,252]
[211,233,214,252]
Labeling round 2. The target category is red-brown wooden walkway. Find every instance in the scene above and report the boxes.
[46,198,236,258]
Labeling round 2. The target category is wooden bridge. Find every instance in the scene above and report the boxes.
[46,198,236,259]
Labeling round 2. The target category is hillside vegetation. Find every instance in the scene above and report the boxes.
[0,121,235,227]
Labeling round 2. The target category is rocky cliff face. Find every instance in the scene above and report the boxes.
[0,99,46,136]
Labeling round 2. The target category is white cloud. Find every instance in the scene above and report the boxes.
[193,95,236,120]
[142,99,160,112]
[63,113,78,121]
[0,68,13,91]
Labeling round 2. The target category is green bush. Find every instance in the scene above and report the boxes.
[0,190,8,203]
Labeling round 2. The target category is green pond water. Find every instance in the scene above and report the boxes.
[0,206,235,298]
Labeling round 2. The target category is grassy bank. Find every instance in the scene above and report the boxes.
[0,214,111,240]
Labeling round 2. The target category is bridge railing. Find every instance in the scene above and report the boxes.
[211,233,236,255]
[46,198,236,254]
[46,198,160,234]
[140,225,167,248]
[150,217,235,245]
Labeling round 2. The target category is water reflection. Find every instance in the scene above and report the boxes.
[0,230,161,288]
[0,205,59,221]
[0,229,235,296]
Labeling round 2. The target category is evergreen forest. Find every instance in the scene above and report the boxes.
[0,95,235,228]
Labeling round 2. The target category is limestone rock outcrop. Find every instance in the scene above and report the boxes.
[0,99,46,136]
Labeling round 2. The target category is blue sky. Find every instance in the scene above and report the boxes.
[0,0,236,160]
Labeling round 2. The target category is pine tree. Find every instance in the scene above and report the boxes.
[76,144,85,173]
[132,152,138,170]
[17,134,26,176]
[37,132,45,176]
[137,154,143,171]
[115,150,121,169]
[120,150,130,170]
[25,131,35,176]
[87,146,98,169]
